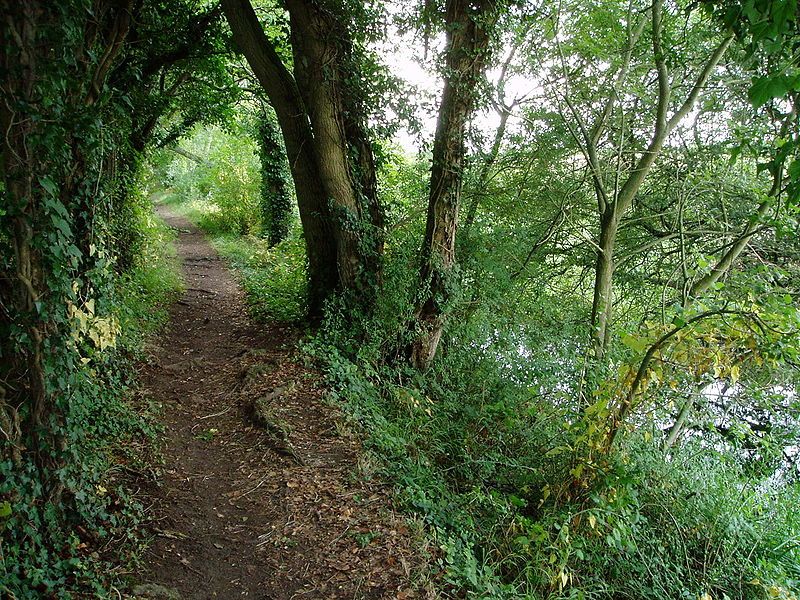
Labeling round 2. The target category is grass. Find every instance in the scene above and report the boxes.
[115,206,184,353]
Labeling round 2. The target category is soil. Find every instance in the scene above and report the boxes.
[135,206,426,599]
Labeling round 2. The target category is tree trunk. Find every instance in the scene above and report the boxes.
[590,208,620,357]
[0,0,56,474]
[286,0,383,298]
[582,3,731,360]
[222,0,337,318]
[0,0,132,492]
[408,0,497,369]
[257,114,292,247]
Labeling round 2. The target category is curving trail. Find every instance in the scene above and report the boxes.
[136,206,422,599]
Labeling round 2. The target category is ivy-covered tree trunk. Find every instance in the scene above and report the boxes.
[286,0,384,298]
[257,113,292,247]
[408,0,497,370]
[0,0,132,492]
[0,1,43,466]
[1,1,68,475]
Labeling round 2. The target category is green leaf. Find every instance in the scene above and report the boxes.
[39,176,58,197]
[0,501,12,518]
[621,333,648,353]
[748,75,789,108]
[788,159,800,180]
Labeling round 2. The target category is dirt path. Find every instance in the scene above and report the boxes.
[135,206,423,599]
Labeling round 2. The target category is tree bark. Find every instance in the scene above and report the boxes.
[409,0,497,369]
[221,0,337,318]
[286,0,383,297]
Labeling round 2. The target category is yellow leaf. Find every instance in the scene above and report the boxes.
[541,485,551,502]
[699,593,712,600]
[730,364,740,384]
[588,514,597,529]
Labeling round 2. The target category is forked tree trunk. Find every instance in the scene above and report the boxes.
[222,0,338,318]
[223,0,383,315]
[408,0,497,370]
[586,3,732,359]
[286,0,382,297]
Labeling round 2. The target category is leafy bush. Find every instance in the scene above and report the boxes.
[163,125,266,236]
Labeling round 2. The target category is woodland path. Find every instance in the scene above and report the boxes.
[136,205,422,599]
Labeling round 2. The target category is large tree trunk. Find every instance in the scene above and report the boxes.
[408,0,497,370]
[223,0,383,316]
[286,0,382,298]
[0,0,132,490]
[222,0,338,318]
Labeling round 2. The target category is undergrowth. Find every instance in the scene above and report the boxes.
[159,154,800,600]
[304,316,800,599]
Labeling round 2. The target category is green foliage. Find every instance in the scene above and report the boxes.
[300,308,800,598]
[5,0,799,596]
[211,233,307,323]
[261,136,799,597]
[0,5,188,592]
[173,114,798,594]
[163,125,270,236]
[0,201,181,597]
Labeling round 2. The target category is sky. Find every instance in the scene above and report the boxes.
[374,15,538,156]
